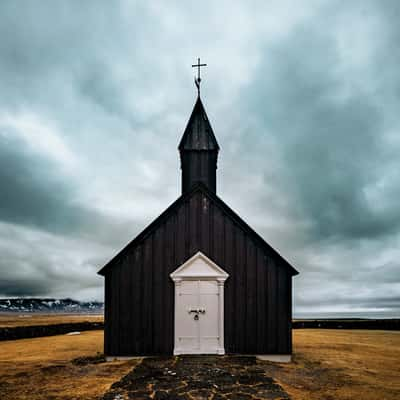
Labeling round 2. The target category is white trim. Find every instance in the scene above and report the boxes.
[173,279,182,352]
[173,348,225,355]
[170,252,229,355]
[256,354,292,363]
[170,251,229,281]
[105,356,145,361]
[217,279,225,352]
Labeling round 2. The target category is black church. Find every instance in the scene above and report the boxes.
[98,66,299,361]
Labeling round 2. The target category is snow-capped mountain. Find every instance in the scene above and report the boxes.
[0,298,103,313]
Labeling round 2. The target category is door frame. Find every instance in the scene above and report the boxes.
[170,252,229,355]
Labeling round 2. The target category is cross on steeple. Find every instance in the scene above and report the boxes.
[192,58,207,96]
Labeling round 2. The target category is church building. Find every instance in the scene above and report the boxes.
[98,64,299,361]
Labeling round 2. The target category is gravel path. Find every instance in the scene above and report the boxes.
[102,355,290,400]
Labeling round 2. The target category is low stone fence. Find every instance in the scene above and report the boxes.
[292,319,400,330]
[1,319,399,341]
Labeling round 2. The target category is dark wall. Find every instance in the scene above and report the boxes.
[104,190,293,356]
[180,150,218,194]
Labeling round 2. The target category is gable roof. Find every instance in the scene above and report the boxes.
[178,97,219,151]
[98,183,299,276]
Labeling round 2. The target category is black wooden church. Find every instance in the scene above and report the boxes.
[98,64,299,361]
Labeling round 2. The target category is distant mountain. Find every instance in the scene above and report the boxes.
[0,298,103,313]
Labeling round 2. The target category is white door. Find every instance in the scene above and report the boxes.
[170,251,229,355]
[175,280,220,354]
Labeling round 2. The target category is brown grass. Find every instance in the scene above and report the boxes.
[0,313,103,328]
[0,330,137,400]
[265,329,400,400]
[0,328,399,399]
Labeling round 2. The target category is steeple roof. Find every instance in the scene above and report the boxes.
[178,97,219,151]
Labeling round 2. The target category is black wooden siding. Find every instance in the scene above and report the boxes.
[180,151,218,194]
[104,189,293,356]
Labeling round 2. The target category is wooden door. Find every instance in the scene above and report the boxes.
[175,280,220,354]
[198,280,219,352]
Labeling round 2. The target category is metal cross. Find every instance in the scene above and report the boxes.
[192,58,207,96]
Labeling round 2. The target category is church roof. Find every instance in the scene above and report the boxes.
[178,97,219,151]
[98,182,299,276]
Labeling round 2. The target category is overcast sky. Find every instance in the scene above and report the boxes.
[0,0,399,317]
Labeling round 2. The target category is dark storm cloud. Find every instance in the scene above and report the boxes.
[0,279,49,297]
[0,131,141,249]
[296,294,400,308]
[0,222,106,298]
[0,133,84,233]
[295,293,400,315]
[0,1,151,130]
[221,0,400,317]
[243,4,400,243]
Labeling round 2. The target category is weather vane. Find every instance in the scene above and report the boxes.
[192,57,207,96]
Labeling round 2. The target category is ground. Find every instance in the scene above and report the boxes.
[0,321,399,399]
[267,329,400,400]
[0,331,138,400]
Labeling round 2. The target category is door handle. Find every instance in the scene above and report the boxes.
[187,308,206,314]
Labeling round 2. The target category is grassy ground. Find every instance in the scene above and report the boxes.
[0,328,399,399]
[0,331,138,400]
[0,313,103,328]
[269,329,400,400]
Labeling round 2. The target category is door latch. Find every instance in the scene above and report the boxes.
[188,308,206,314]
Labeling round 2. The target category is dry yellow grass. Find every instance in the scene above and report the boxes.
[0,330,137,400]
[265,329,400,400]
[0,328,399,399]
[0,313,103,327]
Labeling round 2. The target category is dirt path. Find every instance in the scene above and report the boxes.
[103,356,290,400]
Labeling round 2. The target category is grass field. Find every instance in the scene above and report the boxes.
[0,326,399,399]
[0,330,137,400]
[0,313,103,328]
[270,329,400,400]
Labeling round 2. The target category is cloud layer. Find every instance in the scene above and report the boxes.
[0,0,399,316]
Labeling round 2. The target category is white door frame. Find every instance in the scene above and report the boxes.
[170,251,229,355]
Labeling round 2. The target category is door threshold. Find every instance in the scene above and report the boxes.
[174,348,225,355]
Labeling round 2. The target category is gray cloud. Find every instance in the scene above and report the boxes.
[243,8,400,243]
[0,1,399,314]
[0,279,49,297]
[0,129,143,250]
[0,221,106,299]
[0,133,83,233]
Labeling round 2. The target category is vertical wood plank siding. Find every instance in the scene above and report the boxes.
[105,191,293,356]
[181,151,218,194]
[104,273,111,354]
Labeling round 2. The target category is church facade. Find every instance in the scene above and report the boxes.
[98,93,299,361]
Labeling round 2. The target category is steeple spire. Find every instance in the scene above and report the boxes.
[179,93,219,194]
[178,97,219,152]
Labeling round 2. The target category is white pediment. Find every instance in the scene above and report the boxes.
[170,251,229,281]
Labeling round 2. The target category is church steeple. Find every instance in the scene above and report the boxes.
[179,96,219,194]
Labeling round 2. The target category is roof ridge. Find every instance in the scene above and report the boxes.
[98,182,298,276]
